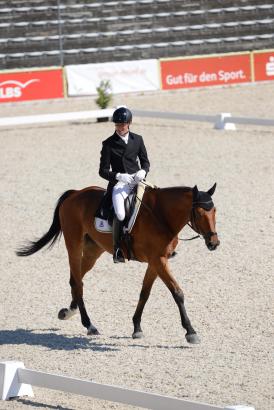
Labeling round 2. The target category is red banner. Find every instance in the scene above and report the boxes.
[0,69,64,103]
[253,50,274,82]
[160,54,251,90]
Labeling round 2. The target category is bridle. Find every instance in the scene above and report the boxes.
[181,200,217,242]
[136,186,217,243]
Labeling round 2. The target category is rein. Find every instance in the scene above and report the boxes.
[179,207,201,242]
[179,229,200,241]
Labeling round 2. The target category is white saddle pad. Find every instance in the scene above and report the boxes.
[94,218,112,232]
[94,182,147,233]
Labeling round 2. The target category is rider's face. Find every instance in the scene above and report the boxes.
[115,122,130,136]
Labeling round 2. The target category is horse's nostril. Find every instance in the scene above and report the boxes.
[207,242,218,251]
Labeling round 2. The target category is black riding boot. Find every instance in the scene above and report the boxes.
[112,217,125,263]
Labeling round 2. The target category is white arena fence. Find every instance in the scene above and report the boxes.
[133,110,274,128]
[0,361,254,410]
[0,108,274,130]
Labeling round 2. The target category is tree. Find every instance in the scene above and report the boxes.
[95,80,112,109]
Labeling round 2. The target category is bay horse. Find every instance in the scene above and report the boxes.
[16,183,219,344]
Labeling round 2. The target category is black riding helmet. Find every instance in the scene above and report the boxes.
[112,107,132,124]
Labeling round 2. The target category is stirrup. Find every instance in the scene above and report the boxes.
[113,248,125,263]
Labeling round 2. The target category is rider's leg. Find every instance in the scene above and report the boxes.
[112,182,132,263]
[112,183,127,222]
[112,217,125,263]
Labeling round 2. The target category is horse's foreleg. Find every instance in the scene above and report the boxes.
[155,257,200,344]
[132,265,157,339]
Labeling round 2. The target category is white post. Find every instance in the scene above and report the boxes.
[214,113,236,130]
[0,361,33,400]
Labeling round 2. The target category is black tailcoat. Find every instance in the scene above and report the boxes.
[99,131,150,192]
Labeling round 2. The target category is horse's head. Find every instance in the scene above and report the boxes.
[191,183,220,251]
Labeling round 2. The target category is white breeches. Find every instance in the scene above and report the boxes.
[112,181,136,221]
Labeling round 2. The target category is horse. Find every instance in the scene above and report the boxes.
[16,183,220,344]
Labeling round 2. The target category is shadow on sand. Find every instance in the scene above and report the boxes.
[0,329,192,351]
[0,328,119,352]
[109,335,192,350]
[13,398,74,410]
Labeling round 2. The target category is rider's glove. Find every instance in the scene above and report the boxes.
[134,169,146,183]
[116,173,134,184]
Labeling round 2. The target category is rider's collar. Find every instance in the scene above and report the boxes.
[116,131,129,144]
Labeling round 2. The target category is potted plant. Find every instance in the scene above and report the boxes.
[95,80,112,122]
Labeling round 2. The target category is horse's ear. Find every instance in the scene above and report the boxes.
[207,183,217,197]
[193,185,199,200]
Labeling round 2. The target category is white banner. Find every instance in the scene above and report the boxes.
[66,59,160,96]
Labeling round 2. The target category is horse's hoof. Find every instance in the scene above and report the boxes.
[58,308,68,320]
[132,331,143,339]
[87,326,100,336]
[185,333,201,344]
[58,307,77,320]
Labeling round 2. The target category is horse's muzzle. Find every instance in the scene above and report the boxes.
[205,232,220,251]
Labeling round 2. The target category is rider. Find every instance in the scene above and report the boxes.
[99,106,150,263]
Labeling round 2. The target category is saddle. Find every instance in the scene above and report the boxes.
[94,183,146,234]
[94,182,155,261]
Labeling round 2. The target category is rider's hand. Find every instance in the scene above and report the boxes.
[116,173,134,184]
[134,169,146,183]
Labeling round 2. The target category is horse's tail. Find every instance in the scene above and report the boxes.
[16,190,75,257]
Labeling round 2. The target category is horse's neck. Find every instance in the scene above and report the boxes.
[156,187,193,236]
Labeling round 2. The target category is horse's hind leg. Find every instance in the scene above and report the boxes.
[58,231,102,335]
[154,257,200,344]
[81,236,104,335]
[132,265,157,339]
